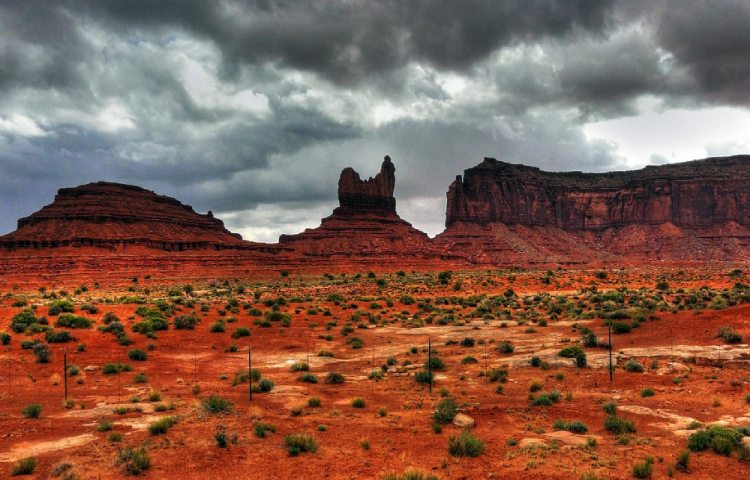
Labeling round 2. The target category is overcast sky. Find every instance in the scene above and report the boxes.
[2,1,750,241]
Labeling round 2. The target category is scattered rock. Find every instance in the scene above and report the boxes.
[452,413,475,428]
[518,438,548,449]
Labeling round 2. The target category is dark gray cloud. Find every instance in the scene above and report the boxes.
[0,0,748,239]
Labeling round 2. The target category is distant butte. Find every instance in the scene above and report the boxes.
[2,154,750,272]
[0,181,248,251]
[436,155,750,264]
[279,156,445,263]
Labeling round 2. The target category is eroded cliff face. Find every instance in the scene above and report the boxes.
[446,156,750,230]
[280,156,449,264]
[336,155,396,214]
[0,182,250,251]
[438,156,750,263]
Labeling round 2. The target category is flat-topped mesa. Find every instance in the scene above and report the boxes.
[334,155,396,215]
[446,155,750,230]
[0,181,249,251]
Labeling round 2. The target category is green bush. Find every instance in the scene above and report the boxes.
[33,343,51,363]
[128,349,147,361]
[118,447,150,475]
[173,314,198,330]
[231,327,251,339]
[255,378,273,392]
[640,388,655,397]
[45,329,74,343]
[103,363,132,374]
[624,359,644,373]
[48,300,75,316]
[351,397,366,408]
[22,403,42,419]
[284,433,318,456]
[553,419,588,433]
[433,398,457,424]
[488,368,509,383]
[254,421,277,438]
[298,373,318,384]
[202,395,234,414]
[676,449,690,472]
[148,416,178,435]
[325,372,345,384]
[604,415,636,434]
[414,370,434,384]
[687,426,743,455]
[10,310,43,333]
[632,457,653,479]
[447,430,484,457]
[530,390,560,406]
[11,457,36,476]
[55,313,91,329]
[497,341,514,354]
[558,345,584,358]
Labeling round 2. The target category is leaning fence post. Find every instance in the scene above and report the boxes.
[63,347,68,402]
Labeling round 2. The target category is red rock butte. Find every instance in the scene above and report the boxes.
[1,154,750,277]
[0,182,247,251]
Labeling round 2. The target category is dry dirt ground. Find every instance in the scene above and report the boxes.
[0,267,749,479]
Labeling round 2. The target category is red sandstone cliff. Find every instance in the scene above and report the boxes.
[279,156,448,263]
[437,155,750,263]
[0,182,253,251]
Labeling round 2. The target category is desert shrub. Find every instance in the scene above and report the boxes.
[351,397,366,408]
[687,426,743,455]
[46,329,74,343]
[290,361,309,372]
[488,368,509,383]
[0,332,9,345]
[602,401,617,415]
[318,350,334,358]
[624,359,644,373]
[558,345,584,358]
[676,449,690,472]
[582,332,598,347]
[497,341,514,354]
[381,469,438,480]
[231,327,251,339]
[632,457,653,479]
[11,457,36,476]
[48,299,74,315]
[461,355,478,364]
[448,430,484,457]
[553,419,588,433]
[102,312,119,324]
[22,403,42,418]
[308,397,322,407]
[202,395,234,414]
[530,356,542,367]
[718,326,743,344]
[103,363,132,374]
[55,313,91,329]
[433,398,457,424]
[530,390,561,406]
[611,321,632,334]
[210,321,225,333]
[460,337,475,347]
[117,447,150,475]
[97,420,113,431]
[414,370,434,384]
[640,388,655,397]
[173,314,198,330]
[10,310,43,333]
[604,415,636,434]
[299,373,318,383]
[33,343,51,363]
[254,421,277,438]
[284,433,318,456]
[426,356,445,370]
[128,349,147,361]
[148,416,178,435]
[258,378,275,392]
[325,372,345,384]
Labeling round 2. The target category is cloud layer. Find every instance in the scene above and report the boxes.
[1,1,749,240]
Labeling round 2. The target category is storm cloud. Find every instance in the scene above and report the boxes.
[1,0,749,241]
